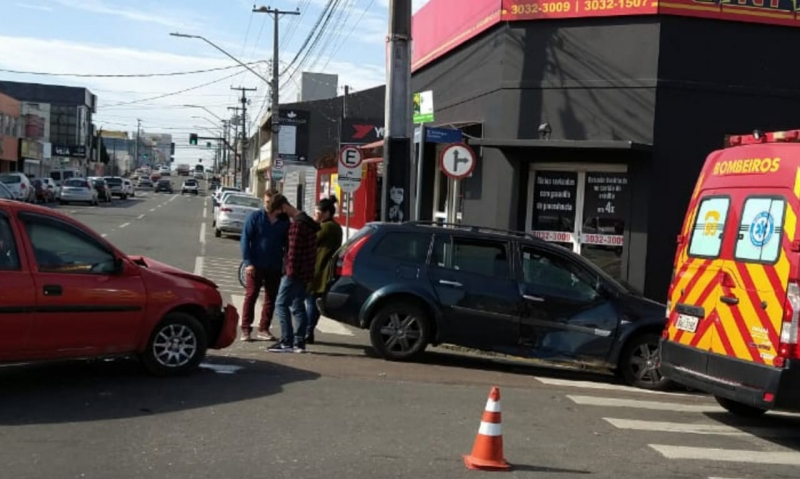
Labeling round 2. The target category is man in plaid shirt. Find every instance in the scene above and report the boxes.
[268,200,321,353]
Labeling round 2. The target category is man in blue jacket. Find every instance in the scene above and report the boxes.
[239,189,290,341]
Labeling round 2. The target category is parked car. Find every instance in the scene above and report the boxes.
[212,191,248,227]
[0,200,238,375]
[49,169,84,189]
[181,178,200,195]
[155,178,173,193]
[41,178,58,200]
[159,167,171,176]
[214,194,262,238]
[212,186,242,207]
[89,178,113,203]
[0,182,14,201]
[59,178,99,206]
[31,179,55,204]
[0,173,35,203]
[319,222,670,390]
[122,178,135,198]
[103,177,128,199]
[138,178,153,188]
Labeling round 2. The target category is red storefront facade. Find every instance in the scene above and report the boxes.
[0,93,21,173]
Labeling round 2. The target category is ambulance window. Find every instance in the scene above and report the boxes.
[734,197,786,264]
[688,197,730,258]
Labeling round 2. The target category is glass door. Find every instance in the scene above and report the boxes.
[527,166,629,280]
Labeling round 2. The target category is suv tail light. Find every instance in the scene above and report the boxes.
[336,234,372,277]
[220,208,233,213]
[777,282,800,366]
[19,183,26,189]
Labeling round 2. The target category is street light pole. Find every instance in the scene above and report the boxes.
[169,33,272,85]
[183,104,224,121]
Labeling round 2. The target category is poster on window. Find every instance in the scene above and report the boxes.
[531,170,578,243]
[581,172,629,246]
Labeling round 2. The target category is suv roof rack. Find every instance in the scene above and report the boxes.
[405,221,541,241]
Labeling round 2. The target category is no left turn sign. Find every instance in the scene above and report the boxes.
[439,143,476,180]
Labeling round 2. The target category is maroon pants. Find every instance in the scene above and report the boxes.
[241,268,282,333]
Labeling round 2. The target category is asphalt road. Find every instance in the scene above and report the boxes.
[2,181,799,479]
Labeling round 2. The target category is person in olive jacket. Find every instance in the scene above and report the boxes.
[305,196,343,344]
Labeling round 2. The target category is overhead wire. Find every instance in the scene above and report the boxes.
[279,0,337,77]
[305,0,356,73]
[282,0,344,87]
[102,71,246,108]
[0,62,264,78]
[321,0,377,72]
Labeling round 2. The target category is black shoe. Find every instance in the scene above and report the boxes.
[267,342,293,353]
[305,333,315,345]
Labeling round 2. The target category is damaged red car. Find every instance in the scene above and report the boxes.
[0,199,238,375]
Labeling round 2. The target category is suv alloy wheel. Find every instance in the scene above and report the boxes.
[619,333,672,390]
[369,302,430,361]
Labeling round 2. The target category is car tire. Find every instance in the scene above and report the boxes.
[619,333,673,391]
[369,302,431,361]
[141,313,208,377]
[214,228,222,238]
[714,396,767,417]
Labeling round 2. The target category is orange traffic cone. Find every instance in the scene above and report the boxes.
[463,386,511,471]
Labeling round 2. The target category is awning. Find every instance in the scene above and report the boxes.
[361,139,384,150]
[468,138,652,151]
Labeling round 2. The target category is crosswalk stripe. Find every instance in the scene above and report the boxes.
[650,445,800,465]
[567,395,724,413]
[533,376,695,397]
[231,295,354,336]
[603,418,800,438]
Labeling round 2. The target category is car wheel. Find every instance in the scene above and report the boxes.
[238,261,247,288]
[369,302,430,361]
[714,396,767,417]
[619,333,673,390]
[141,313,208,376]
[214,228,222,238]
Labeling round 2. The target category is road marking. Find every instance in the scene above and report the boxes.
[533,376,694,397]
[149,208,156,212]
[69,210,76,214]
[194,256,204,276]
[231,294,354,336]
[203,206,207,218]
[649,445,800,465]
[603,418,800,438]
[199,223,206,244]
[101,233,108,238]
[137,214,145,220]
[119,222,130,229]
[566,395,724,413]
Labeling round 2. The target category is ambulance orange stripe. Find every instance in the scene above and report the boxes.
[682,271,722,346]
[670,258,698,308]
[724,300,762,363]
[735,262,780,346]
[688,309,716,348]
[715,318,737,357]
[673,260,712,343]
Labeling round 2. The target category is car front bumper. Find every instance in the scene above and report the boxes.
[209,304,239,349]
[660,339,800,411]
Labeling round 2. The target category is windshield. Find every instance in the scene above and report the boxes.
[0,175,21,184]
[226,196,262,209]
[185,180,197,185]
[0,183,12,199]
[104,177,122,185]
[65,179,87,187]
[92,180,105,187]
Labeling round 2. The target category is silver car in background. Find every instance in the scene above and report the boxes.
[59,178,99,206]
[214,194,261,238]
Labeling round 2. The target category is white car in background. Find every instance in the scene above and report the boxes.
[0,172,35,202]
[214,194,261,238]
[181,178,199,195]
[41,178,59,199]
[212,191,248,227]
[122,178,135,197]
[59,178,99,206]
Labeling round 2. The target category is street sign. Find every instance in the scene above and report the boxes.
[338,146,363,193]
[272,157,285,181]
[415,126,462,144]
[413,90,434,124]
[439,143,476,180]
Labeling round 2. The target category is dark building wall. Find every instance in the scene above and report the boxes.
[0,82,96,110]
[644,16,800,300]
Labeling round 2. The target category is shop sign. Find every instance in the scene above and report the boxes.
[531,170,578,243]
[341,118,384,145]
[19,139,43,161]
[52,144,86,158]
[581,172,629,246]
[413,91,434,124]
[278,110,310,163]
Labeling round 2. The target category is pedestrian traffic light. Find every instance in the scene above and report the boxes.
[189,133,198,145]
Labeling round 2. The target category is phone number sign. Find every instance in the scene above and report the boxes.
[501,0,656,20]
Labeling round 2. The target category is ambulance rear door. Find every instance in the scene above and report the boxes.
[716,188,793,369]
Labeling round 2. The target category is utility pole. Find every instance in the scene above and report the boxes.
[382,0,413,223]
[253,6,300,191]
[134,119,141,169]
[230,87,256,190]
[227,106,241,186]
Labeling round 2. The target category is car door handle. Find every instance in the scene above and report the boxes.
[43,284,63,297]
[438,279,463,288]
[523,294,545,303]
[721,295,739,305]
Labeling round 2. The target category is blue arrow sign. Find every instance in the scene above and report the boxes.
[414,126,462,144]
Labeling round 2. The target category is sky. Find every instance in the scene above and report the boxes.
[0,0,431,164]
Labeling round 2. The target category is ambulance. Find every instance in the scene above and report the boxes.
[660,129,800,417]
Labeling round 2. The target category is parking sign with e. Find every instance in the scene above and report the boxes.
[338,146,363,193]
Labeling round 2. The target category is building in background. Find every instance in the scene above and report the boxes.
[0,81,96,173]
[0,93,21,173]
[140,132,173,167]
[100,130,133,176]
[297,72,338,102]
[20,102,51,178]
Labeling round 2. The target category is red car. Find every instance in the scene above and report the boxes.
[0,199,238,375]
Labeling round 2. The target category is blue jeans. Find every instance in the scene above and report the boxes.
[306,294,321,336]
[275,276,308,347]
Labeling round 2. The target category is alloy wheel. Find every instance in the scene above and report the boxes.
[152,324,198,368]
[628,340,663,386]
[378,312,423,354]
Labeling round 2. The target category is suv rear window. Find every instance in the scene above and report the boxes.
[734,196,786,264]
[688,196,730,258]
[0,175,21,184]
[104,178,122,185]
[372,232,432,262]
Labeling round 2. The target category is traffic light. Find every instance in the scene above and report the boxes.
[189,133,198,145]
[170,142,175,155]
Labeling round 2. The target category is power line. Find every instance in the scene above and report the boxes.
[0,62,263,78]
[321,0,377,71]
[280,0,337,76]
[283,0,344,85]
[306,0,356,73]
[102,71,245,108]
